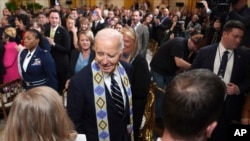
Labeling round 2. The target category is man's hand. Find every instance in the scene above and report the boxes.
[71,26,78,34]
[47,37,55,46]
[227,83,240,95]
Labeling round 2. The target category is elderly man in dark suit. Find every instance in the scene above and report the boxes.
[67,28,134,141]
[44,10,71,94]
[191,20,250,141]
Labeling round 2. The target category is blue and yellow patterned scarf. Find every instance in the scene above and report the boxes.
[91,60,134,141]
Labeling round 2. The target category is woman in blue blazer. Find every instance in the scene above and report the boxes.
[19,29,58,91]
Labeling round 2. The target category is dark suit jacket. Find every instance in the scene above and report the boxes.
[67,60,133,141]
[191,44,250,120]
[69,49,95,77]
[131,54,150,141]
[19,47,58,90]
[91,21,106,36]
[153,16,172,45]
[44,25,71,93]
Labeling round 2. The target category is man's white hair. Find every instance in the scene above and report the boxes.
[94,28,124,53]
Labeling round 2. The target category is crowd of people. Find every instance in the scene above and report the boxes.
[0,0,250,141]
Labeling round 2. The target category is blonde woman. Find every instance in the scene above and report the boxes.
[2,86,77,141]
[69,30,95,76]
[121,27,150,141]
[65,31,95,89]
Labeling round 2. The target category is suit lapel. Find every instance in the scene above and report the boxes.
[20,50,28,73]
[230,49,241,82]
[208,45,218,71]
[27,48,40,71]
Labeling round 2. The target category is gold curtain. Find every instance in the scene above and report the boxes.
[186,0,197,13]
[124,0,133,9]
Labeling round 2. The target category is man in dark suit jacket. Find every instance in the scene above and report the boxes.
[152,8,172,46]
[44,10,71,94]
[91,8,106,36]
[191,20,250,141]
[67,28,134,141]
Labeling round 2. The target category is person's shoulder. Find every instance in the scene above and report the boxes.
[173,37,186,41]
[71,49,80,55]
[236,46,250,57]
[133,54,147,63]
[139,24,148,29]
[57,25,68,32]
[71,64,92,80]
[199,44,218,52]
[37,46,49,54]
[119,60,133,70]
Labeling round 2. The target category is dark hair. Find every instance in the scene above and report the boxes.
[6,15,15,27]
[16,14,30,30]
[38,12,47,18]
[162,69,225,140]
[223,20,245,32]
[133,10,142,17]
[48,10,60,17]
[71,8,79,14]
[26,29,43,47]
[30,18,45,32]
[142,12,153,23]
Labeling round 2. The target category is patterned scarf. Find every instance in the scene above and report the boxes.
[91,60,134,141]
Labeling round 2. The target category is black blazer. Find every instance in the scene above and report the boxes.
[67,60,133,141]
[153,16,172,45]
[131,54,150,141]
[44,25,71,92]
[91,21,106,36]
[69,49,95,77]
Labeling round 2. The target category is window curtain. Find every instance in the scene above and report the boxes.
[186,0,197,13]
[124,0,133,9]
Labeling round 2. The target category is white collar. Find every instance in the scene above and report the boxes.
[27,48,37,56]
[218,42,233,54]
[50,25,59,31]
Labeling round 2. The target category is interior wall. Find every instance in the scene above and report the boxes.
[36,0,50,8]
[1,0,250,17]
[0,0,9,20]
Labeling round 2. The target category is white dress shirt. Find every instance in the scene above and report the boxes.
[213,43,234,84]
[104,69,126,108]
[22,49,36,72]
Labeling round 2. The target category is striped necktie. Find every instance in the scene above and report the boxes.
[111,73,124,116]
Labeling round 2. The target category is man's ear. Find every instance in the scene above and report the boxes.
[206,121,217,138]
